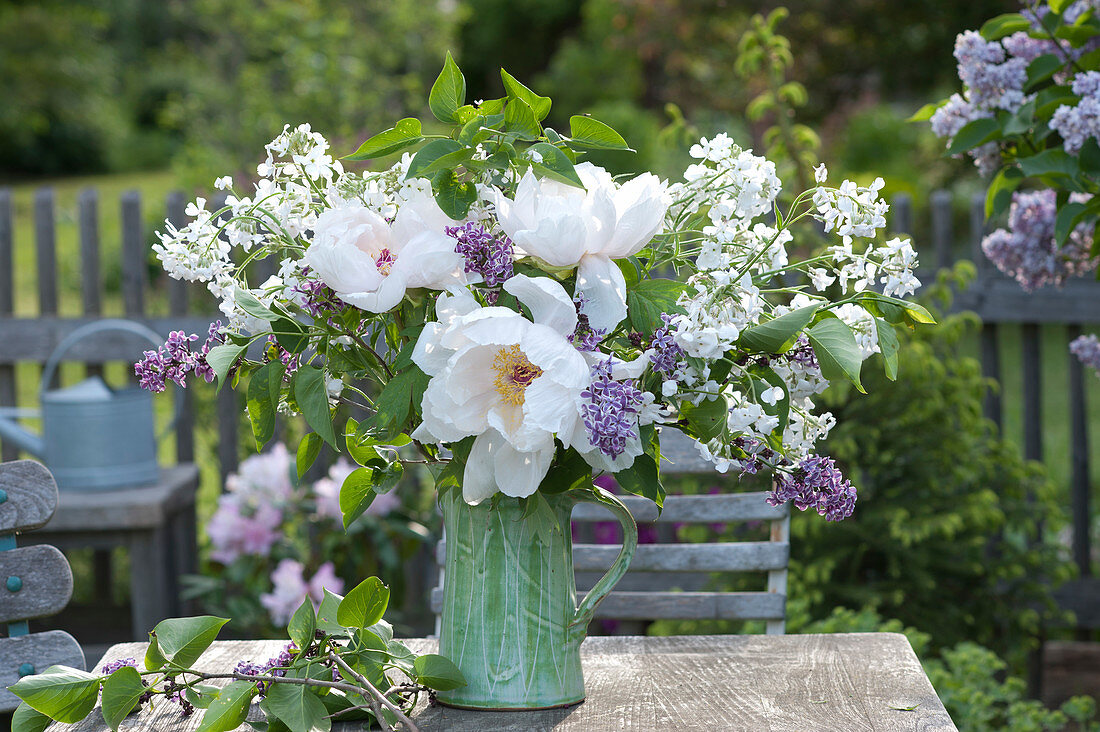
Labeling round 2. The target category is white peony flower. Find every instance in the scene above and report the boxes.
[493,162,669,332]
[411,275,590,504]
[302,188,467,313]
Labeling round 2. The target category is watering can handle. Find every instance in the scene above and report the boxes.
[570,487,638,632]
[39,319,184,441]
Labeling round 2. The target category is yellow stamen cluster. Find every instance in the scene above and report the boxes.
[491,345,543,406]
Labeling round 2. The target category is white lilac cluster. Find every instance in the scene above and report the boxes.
[657,150,916,476]
[1051,72,1100,154]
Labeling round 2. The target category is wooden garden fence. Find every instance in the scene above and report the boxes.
[0,185,1096,630]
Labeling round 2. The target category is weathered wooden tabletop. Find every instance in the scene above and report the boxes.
[47,634,955,731]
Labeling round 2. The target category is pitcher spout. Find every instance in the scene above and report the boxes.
[0,415,45,457]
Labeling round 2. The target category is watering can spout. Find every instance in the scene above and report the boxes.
[0,416,45,457]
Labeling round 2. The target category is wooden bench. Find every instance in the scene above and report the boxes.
[0,460,84,712]
[431,431,790,634]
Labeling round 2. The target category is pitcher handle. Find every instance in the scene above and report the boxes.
[570,487,638,632]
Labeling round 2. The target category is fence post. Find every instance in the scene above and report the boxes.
[1068,324,1092,578]
[891,193,912,236]
[166,192,196,465]
[35,189,58,390]
[121,191,145,318]
[931,190,953,271]
[0,189,15,461]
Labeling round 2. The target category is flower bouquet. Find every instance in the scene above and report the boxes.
[139,54,930,709]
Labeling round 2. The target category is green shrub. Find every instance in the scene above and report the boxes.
[794,265,1075,664]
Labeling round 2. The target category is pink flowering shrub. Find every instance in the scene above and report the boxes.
[187,444,433,635]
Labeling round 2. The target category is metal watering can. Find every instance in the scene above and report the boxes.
[0,319,176,491]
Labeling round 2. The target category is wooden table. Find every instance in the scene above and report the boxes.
[27,465,199,639]
[56,634,956,731]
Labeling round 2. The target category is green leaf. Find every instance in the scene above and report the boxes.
[874,318,900,381]
[316,589,346,635]
[986,166,1024,219]
[296,433,323,480]
[339,467,377,529]
[366,367,428,438]
[540,448,592,494]
[504,98,541,140]
[187,685,221,710]
[945,117,1001,156]
[260,682,331,732]
[568,115,631,150]
[9,666,101,724]
[614,453,664,508]
[405,139,465,180]
[11,703,52,732]
[1025,54,1064,91]
[738,305,820,353]
[626,278,688,335]
[151,616,230,669]
[101,666,145,731]
[273,316,308,353]
[206,343,246,390]
[980,13,1031,40]
[806,317,865,393]
[337,577,390,629]
[235,288,279,321]
[1055,201,1089,246]
[520,491,562,545]
[907,100,947,123]
[196,681,258,732]
[293,366,337,449]
[500,68,551,120]
[1080,137,1100,174]
[343,118,423,160]
[429,51,466,123]
[247,360,286,451]
[857,292,936,325]
[680,394,728,441]
[288,597,317,652]
[1018,148,1078,178]
[436,172,478,219]
[145,632,167,671]
[413,654,467,691]
[528,142,582,186]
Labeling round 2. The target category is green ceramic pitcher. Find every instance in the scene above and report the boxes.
[436,486,638,710]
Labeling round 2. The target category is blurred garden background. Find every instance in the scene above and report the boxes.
[5,1,1100,728]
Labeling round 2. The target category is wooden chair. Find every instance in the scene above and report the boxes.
[0,460,85,712]
[431,431,791,635]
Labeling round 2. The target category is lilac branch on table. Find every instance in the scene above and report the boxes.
[327,650,420,732]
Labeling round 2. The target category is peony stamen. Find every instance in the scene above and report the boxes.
[375,248,396,276]
[491,345,543,405]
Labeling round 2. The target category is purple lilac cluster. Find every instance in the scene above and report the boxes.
[447,222,514,287]
[235,642,299,696]
[1071,333,1100,372]
[569,293,606,351]
[292,267,342,318]
[786,336,819,369]
[650,313,686,380]
[981,189,1097,290]
[135,323,225,393]
[767,455,857,522]
[99,658,156,712]
[580,360,644,459]
[265,335,301,373]
[1051,72,1100,154]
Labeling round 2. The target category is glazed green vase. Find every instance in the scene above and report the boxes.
[436,487,638,710]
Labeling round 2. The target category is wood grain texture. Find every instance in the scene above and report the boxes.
[0,630,85,712]
[0,460,59,534]
[0,544,73,622]
[55,635,955,731]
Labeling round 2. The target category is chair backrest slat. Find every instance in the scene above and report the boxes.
[572,542,788,573]
[0,545,73,623]
[570,492,785,523]
[0,461,59,534]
